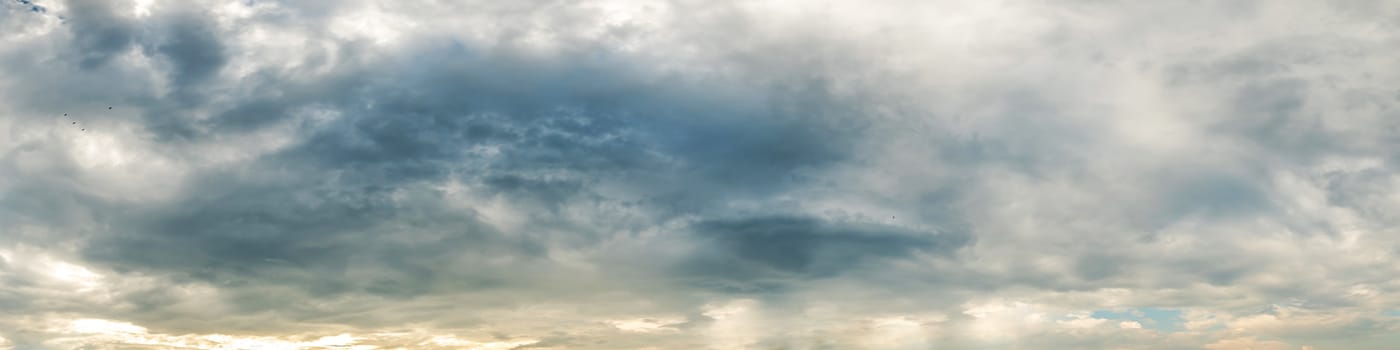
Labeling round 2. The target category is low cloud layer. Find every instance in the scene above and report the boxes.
[3,0,1400,349]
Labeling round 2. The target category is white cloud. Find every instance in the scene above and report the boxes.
[29,317,537,350]
[606,316,686,333]
[1203,337,1301,350]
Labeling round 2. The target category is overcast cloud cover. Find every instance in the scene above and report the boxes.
[2,0,1400,349]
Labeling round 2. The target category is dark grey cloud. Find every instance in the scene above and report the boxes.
[146,10,227,92]
[65,0,136,69]
[680,215,969,285]
[13,0,46,13]
[0,3,891,341]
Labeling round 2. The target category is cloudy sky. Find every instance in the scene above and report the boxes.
[2,0,1400,349]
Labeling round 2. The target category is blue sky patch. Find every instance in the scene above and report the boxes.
[1091,308,1184,332]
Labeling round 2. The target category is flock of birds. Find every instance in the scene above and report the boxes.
[67,106,111,132]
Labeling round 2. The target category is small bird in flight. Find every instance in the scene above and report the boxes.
[107,106,112,109]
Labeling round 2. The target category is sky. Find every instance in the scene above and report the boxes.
[1,0,1400,349]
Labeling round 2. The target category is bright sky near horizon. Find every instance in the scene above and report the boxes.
[3,0,1400,349]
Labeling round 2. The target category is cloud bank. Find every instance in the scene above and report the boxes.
[3,0,1400,349]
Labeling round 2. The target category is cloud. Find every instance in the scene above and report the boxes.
[680,215,969,286]
[65,0,138,69]
[1203,337,1302,350]
[2,0,1400,349]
